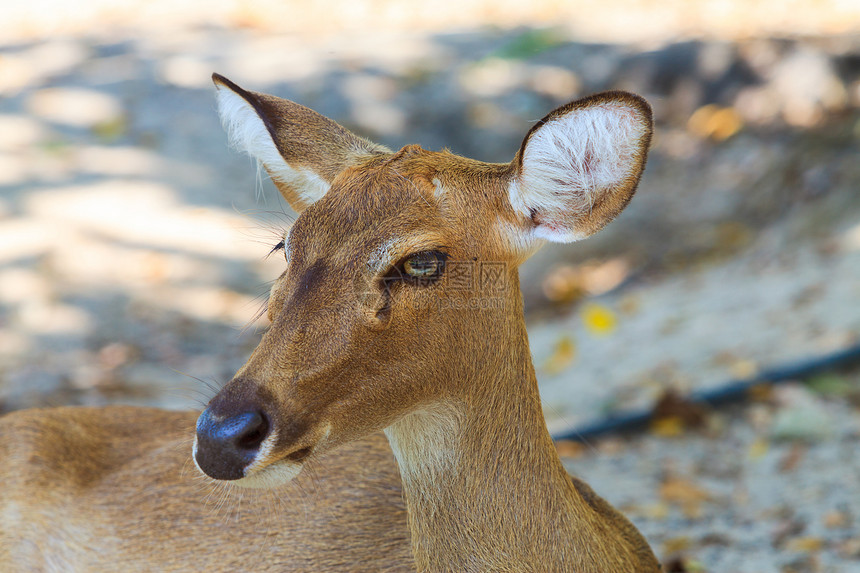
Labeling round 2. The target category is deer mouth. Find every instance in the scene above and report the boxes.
[229,440,317,489]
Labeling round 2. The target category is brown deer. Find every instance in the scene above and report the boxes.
[0,74,660,572]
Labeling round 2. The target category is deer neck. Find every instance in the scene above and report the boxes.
[384,311,594,571]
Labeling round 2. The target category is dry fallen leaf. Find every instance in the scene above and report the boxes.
[664,556,707,573]
[651,416,685,437]
[555,439,585,459]
[785,536,824,553]
[748,437,769,459]
[642,502,670,520]
[823,510,849,529]
[542,265,585,303]
[542,259,630,303]
[729,358,758,379]
[660,479,711,504]
[662,536,692,554]
[651,389,707,434]
[659,476,711,517]
[779,444,806,472]
[581,303,617,336]
[688,104,743,140]
[747,384,774,402]
[542,336,576,375]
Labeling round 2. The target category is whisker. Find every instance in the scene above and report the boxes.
[240,298,271,338]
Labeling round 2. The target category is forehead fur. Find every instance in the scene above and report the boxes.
[287,145,518,263]
[304,151,437,233]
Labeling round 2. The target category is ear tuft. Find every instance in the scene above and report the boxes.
[509,92,652,243]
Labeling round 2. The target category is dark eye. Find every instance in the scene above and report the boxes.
[390,250,447,285]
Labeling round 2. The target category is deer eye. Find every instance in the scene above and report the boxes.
[398,250,447,283]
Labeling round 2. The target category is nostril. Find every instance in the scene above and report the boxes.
[235,411,269,450]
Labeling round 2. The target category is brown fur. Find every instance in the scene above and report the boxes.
[0,78,661,572]
[0,408,411,572]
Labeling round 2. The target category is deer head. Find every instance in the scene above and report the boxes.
[193,74,652,488]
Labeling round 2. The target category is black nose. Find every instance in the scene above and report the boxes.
[195,408,270,480]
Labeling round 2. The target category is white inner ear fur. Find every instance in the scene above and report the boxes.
[509,101,646,243]
[215,86,330,206]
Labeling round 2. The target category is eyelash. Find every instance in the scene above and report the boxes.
[268,239,285,258]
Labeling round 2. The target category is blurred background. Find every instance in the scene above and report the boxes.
[1,1,859,571]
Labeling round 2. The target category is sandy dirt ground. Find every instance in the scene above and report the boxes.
[2,2,860,571]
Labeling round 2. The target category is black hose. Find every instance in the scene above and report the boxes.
[551,343,860,443]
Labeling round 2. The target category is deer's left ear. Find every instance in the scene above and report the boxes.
[507,92,652,244]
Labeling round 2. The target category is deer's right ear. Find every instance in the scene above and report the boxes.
[213,74,389,212]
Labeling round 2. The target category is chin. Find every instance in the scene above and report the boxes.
[233,460,304,489]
